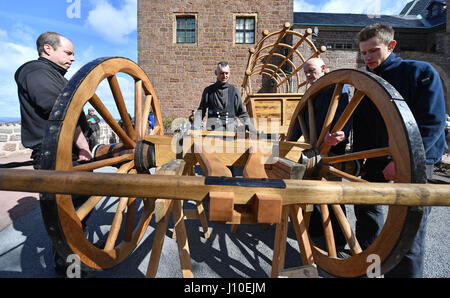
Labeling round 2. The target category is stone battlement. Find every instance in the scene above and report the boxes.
[0,122,118,158]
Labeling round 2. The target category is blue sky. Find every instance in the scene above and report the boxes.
[0,0,411,119]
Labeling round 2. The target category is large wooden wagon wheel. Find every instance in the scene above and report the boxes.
[39,57,164,271]
[286,69,426,277]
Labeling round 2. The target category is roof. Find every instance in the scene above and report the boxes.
[293,12,427,29]
[293,0,446,29]
[400,0,445,16]
[400,0,433,15]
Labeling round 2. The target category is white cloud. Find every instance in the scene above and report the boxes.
[294,0,411,15]
[0,26,38,118]
[86,0,137,44]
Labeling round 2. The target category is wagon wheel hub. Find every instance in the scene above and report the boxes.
[134,140,156,173]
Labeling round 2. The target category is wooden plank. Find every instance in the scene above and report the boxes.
[194,140,232,177]
[243,148,268,179]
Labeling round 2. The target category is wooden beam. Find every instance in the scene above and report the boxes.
[1,169,450,206]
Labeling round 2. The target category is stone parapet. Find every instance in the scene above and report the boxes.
[0,122,118,158]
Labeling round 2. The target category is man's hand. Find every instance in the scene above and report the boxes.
[324,131,346,146]
[383,161,395,181]
[77,148,93,162]
[74,126,93,162]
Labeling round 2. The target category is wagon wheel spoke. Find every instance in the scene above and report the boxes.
[124,197,137,242]
[316,83,343,149]
[330,204,362,255]
[108,74,135,138]
[321,164,368,182]
[297,114,309,143]
[141,94,153,137]
[76,160,135,221]
[89,93,136,148]
[319,204,337,258]
[321,147,391,164]
[73,153,134,172]
[104,196,129,250]
[307,98,317,145]
[320,89,365,155]
[134,80,143,140]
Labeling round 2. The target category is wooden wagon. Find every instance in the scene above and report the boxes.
[0,24,449,278]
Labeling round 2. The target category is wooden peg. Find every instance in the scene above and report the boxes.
[209,191,234,222]
[252,193,282,224]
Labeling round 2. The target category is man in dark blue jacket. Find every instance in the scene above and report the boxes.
[355,23,446,277]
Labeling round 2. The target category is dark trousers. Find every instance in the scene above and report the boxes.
[308,204,348,251]
[356,164,434,278]
[384,206,431,278]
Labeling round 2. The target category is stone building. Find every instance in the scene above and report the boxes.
[138,0,293,118]
[137,0,449,118]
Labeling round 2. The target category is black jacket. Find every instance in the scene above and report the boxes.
[15,57,69,149]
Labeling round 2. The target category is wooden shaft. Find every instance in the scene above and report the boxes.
[1,169,449,206]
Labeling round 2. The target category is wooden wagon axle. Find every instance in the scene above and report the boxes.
[1,168,449,207]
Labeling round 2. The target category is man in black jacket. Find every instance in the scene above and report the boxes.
[15,31,92,277]
[195,61,256,133]
[15,31,92,168]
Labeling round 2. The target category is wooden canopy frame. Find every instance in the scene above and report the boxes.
[242,23,326,139]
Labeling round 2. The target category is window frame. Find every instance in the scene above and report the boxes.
[233,14,257,46]
[173,13,197,45]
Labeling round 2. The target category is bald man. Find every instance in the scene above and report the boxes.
[290,58,351,254]
[289,58,350,149]
[304,57,327,84]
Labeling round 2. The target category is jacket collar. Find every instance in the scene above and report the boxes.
[38,57,67,76]
[214,80,230,89]
[369,52,400,76]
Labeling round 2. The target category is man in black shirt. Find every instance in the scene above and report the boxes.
[15,31,92,168]
[15,31,92,277]
[195,61,256,133]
